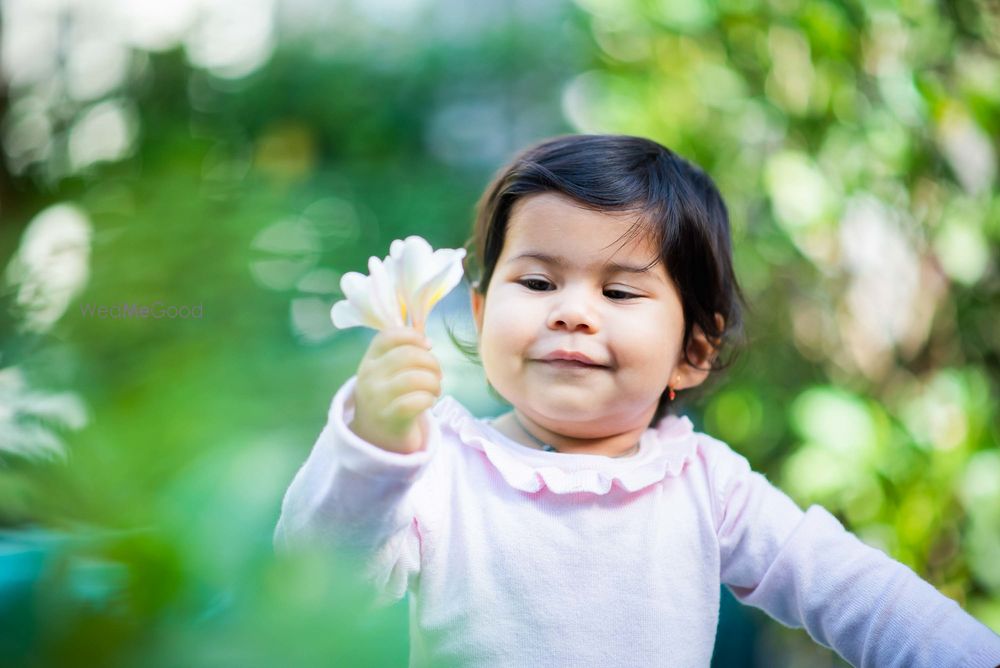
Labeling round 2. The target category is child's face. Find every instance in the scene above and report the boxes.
[471,192,711,440]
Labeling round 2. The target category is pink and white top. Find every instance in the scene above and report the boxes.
[274,376,1000,667]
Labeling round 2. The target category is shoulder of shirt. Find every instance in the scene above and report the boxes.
[680,421,755,485]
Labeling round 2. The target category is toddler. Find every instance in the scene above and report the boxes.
[274,134,1000,667]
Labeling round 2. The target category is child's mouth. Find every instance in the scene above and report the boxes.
[541,360,605,370]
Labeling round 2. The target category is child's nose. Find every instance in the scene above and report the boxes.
[546,287,600,333]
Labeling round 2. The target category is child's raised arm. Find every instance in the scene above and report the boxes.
[273,327,443,603]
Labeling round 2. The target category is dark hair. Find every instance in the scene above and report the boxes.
[449,134,748,425]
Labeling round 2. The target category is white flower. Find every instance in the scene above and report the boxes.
[389,236,467,332]
[330,235,466,332]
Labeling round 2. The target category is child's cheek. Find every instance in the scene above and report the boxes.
[492,286,540,324]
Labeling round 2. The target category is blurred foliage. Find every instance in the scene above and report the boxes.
[1,0,998,666]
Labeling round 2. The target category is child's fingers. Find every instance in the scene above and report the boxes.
[383,390,438,423]
[358,347,440,388]
[384,368,442,400]
[353,328,440,440]
[377,345,442,378]
[369,327,432,358]
[360,369,440,417]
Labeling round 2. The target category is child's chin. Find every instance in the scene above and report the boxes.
[528,400,615,426]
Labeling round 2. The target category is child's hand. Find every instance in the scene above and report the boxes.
[349,327,442,454]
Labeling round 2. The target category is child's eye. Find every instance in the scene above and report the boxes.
[604,289,639,300]
[518,278,552,291]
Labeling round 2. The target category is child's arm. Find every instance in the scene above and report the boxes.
[273,327,442,603]
[714,447,1000,668]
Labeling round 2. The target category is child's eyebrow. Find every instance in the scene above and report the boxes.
[508,251,661,279]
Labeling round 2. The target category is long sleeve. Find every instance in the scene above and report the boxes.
[714,442,1000,668]
[273,375,437,604]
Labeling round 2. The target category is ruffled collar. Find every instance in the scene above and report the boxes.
[432,396,698,495]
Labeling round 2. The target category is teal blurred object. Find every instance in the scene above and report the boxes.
[0,527,58,660]
[712,586,760,667]
[0,524,411,668]
[0,526,132,663]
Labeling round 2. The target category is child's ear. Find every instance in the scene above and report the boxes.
[470,286,485,335]
[674,313,725,390]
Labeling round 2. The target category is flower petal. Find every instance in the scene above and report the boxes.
[409,248,466,330]
[331,300,372,329]
[339,271,370,303]
[391,236,436,326]
[368,256,405,328]
[390,236,434,286]
[331,271,383,329]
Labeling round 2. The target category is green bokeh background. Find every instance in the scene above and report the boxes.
[1,0,998,666]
